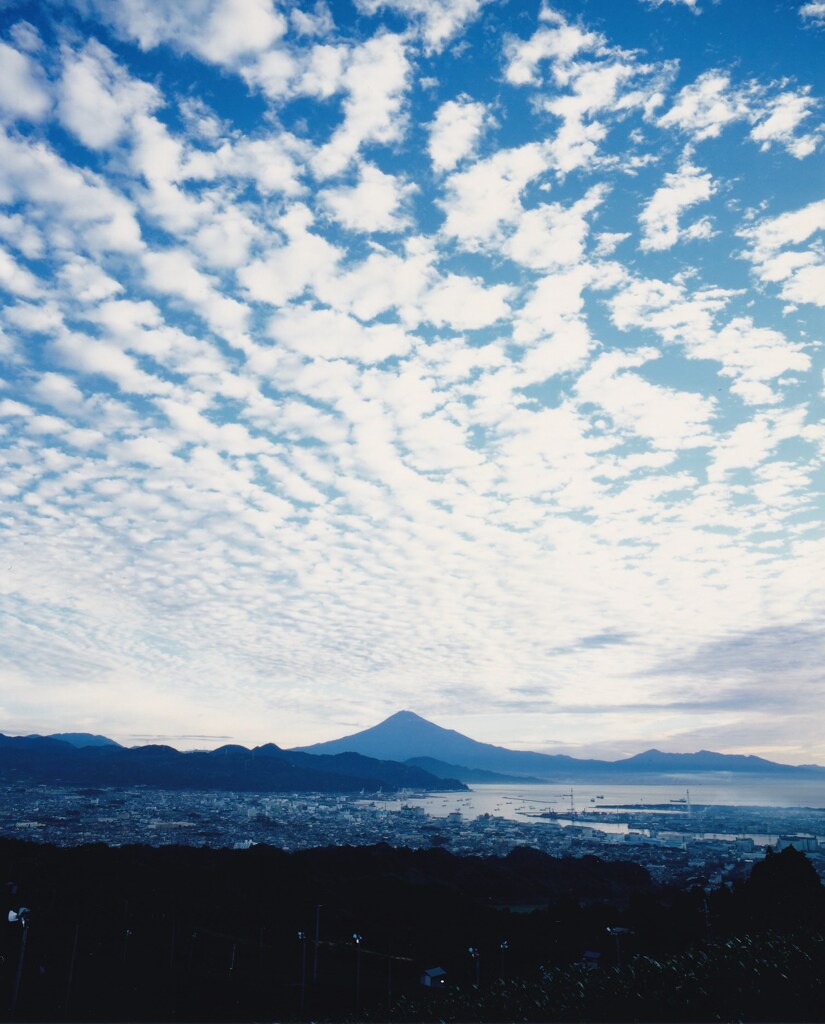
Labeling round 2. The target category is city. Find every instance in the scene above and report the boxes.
[4,782,824,889]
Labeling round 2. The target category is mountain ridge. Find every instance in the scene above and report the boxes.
[48,732,122,748]
[0,732,467,793]
[293,711,825,779]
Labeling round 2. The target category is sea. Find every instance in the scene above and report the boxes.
[377,777,825,845]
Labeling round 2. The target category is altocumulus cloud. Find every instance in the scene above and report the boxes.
[0,0,822,762]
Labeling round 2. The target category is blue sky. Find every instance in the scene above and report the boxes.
[0,0,823,760]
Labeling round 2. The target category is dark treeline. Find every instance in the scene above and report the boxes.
[0,838,823,1022]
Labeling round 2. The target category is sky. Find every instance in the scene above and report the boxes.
[0,0,823,762]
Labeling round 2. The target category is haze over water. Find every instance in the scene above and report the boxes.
[381,777,825,820]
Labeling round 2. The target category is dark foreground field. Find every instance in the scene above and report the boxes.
[0,838,822,1022]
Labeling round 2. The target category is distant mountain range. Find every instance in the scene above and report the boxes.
[294,711,825,780]
[7,714,823,792]
[49,732,122,748]
[405,757,546,785]
[0,733,466,793]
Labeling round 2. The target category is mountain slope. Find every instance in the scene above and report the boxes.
[0,733,465,793]
[294,711,825,779]
[293,711,608,778]
[49,732,121,748]
[405,757,546,785]
[617,749,824,774]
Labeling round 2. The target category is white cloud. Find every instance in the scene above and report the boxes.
[657,72,821,158]
[0,130,143,253]
[269,305,413,363]
[544,57,673,174]
[58,40,159,150]
[741,198,825,307]
[743,198,825,260]
[29,372,87,414]
[291,3,335,38]
[315,238,435,325]
[242,46,298,99]
[0,212,44,259]
[0,40,51,122]
[211,135,308,197]
[506,185,607,269]
[77,0,287,67]
[504,7,676,174]
[799,2,825,26]
[439,143,549,247]
[641,0,700,10]
[143,248,250,342]
[659,71,747,140]
[49,331,167,396]
[503,11,602,87]
[319,162,414,233]
[639,158,715,251]
[594,231,630,256]
[57,257,123,303]
[428,96,488,172]
[191,207,260,270]
[238,204,343,306]
[356,0,488,54]
[513,263,608,347]
[9,22,44,54]
[708,407,809,481]
[312,33,411,178]
[749,87,821,158]
[576,347,717,449]
[695,318,811,404]
[0,245,43,298]
[511,265,599,380]
[609,276,811,404]
[419,273,513,331]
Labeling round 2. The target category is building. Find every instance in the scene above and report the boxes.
[776,835,818,852]
[421,966,447,987]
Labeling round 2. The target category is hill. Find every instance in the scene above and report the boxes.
[0,733,466,793]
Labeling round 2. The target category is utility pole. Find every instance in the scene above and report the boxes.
[64,922,80,1017]
[312,905,322,984]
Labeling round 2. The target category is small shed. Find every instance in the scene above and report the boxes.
[421,966,448,987]
[580,950,601,970]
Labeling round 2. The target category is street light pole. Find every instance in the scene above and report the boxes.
[9,907,31,1021]
[297,931,307,1019]
[499,940,508,979]
[468,946,480,987]
[352,933,363,1009]
[606,927,633,970]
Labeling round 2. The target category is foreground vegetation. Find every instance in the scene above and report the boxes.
[382,932,825,1022]
[0,838,822,1021]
